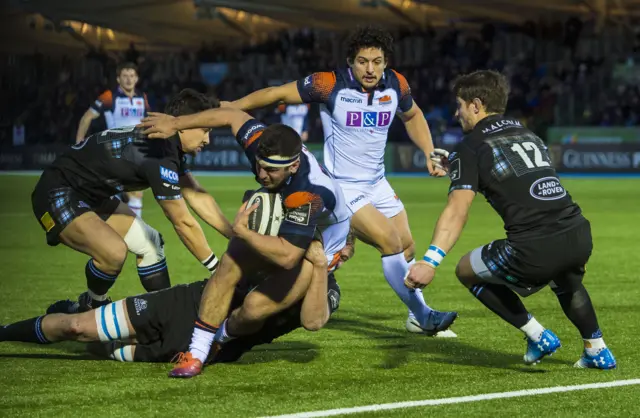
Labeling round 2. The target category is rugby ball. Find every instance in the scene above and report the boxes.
[246,189,284,236]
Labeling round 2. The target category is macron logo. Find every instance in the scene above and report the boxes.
[160,166,179,184]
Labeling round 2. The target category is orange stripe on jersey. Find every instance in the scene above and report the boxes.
[284,191,319,209]
[328,251,341,271]
[391,70,411,98]
[245,130,263,149]
[311,72,337,102]
[97,90,113,108]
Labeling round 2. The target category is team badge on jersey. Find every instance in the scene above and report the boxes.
[285,204,311,225]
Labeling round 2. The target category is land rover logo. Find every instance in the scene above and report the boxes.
[530,176,567,201]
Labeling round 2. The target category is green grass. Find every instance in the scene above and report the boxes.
[0,175,639,417]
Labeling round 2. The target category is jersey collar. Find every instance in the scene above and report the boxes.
[346,68,387,92]
[472,114,504,133]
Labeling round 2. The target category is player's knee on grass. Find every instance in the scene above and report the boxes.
[455,253,482,289]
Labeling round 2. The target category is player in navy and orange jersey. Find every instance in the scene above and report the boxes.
[76,62,151,218]
[139,106,352,378]
[223,26,457,337]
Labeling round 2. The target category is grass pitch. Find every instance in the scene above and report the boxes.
[0,175,638,417]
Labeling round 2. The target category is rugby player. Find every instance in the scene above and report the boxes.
[222,26,457,336]
[76,62,150,217]
[32,89,231,314]
[139,106,352,378]
[0,263,340,364]
[405,70,616,369]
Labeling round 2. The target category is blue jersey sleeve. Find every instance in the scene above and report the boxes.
[390,70,414,113]
[296,72,337,104]
[235,119,266,171]
[278,191,326,250]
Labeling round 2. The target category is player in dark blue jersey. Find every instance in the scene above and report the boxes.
[139,107,350,378]
[405,70,616,370]
[32,89,232,313]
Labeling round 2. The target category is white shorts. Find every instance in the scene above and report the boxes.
[320,219,351,272]
[340,178,405,218]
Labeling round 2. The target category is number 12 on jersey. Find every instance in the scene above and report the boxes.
[510,142,550,169]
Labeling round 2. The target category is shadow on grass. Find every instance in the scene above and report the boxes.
[225,340,320,366]
[326,309,573,372]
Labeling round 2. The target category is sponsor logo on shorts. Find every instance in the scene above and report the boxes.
[449,158,461,181]
[40,212,55,232]
[349,194,366,206]
[78,201,91,209]
[285,204,311,226]
[160,166,179,184]
[529,176,566,201]
[134,298,148,316]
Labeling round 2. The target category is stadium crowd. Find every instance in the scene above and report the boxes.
[1,19,637,147]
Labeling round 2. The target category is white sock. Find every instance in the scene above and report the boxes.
[189,327,215,363]
[584,338,607,356]
[88,289,108,302]
[381,253,432,327]
[520,317,545,342]
[128,197,143,218]
[214,319,236,344]
[405,257,433,318]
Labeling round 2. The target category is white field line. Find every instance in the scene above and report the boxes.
[261,379,640,418]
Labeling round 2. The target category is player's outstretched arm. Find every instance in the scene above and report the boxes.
[404,189,475,290]
[180,172,233,239]
[226,81,303,111]
[399,102,444,177]
[76,109,99,143]
[300,241,330,331]
[139,108,254,139]
[157,198,214,262]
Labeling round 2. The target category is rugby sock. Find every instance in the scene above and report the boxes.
[85,259,118,299]
[405,258,434,318]
[214,319,236,344]
[127,196,143,218]
[553,283,601,340]
[0,316,50,344]
[584,335,607,356]
[137,258,171,292]
[381,253,433,327]
[520,316,545,342]
[469,284,530,329]
[189,318,218,363]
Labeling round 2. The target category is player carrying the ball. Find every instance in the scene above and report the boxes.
[405,70,616,369]
[223,25,457,337]
[140,104,353,378]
